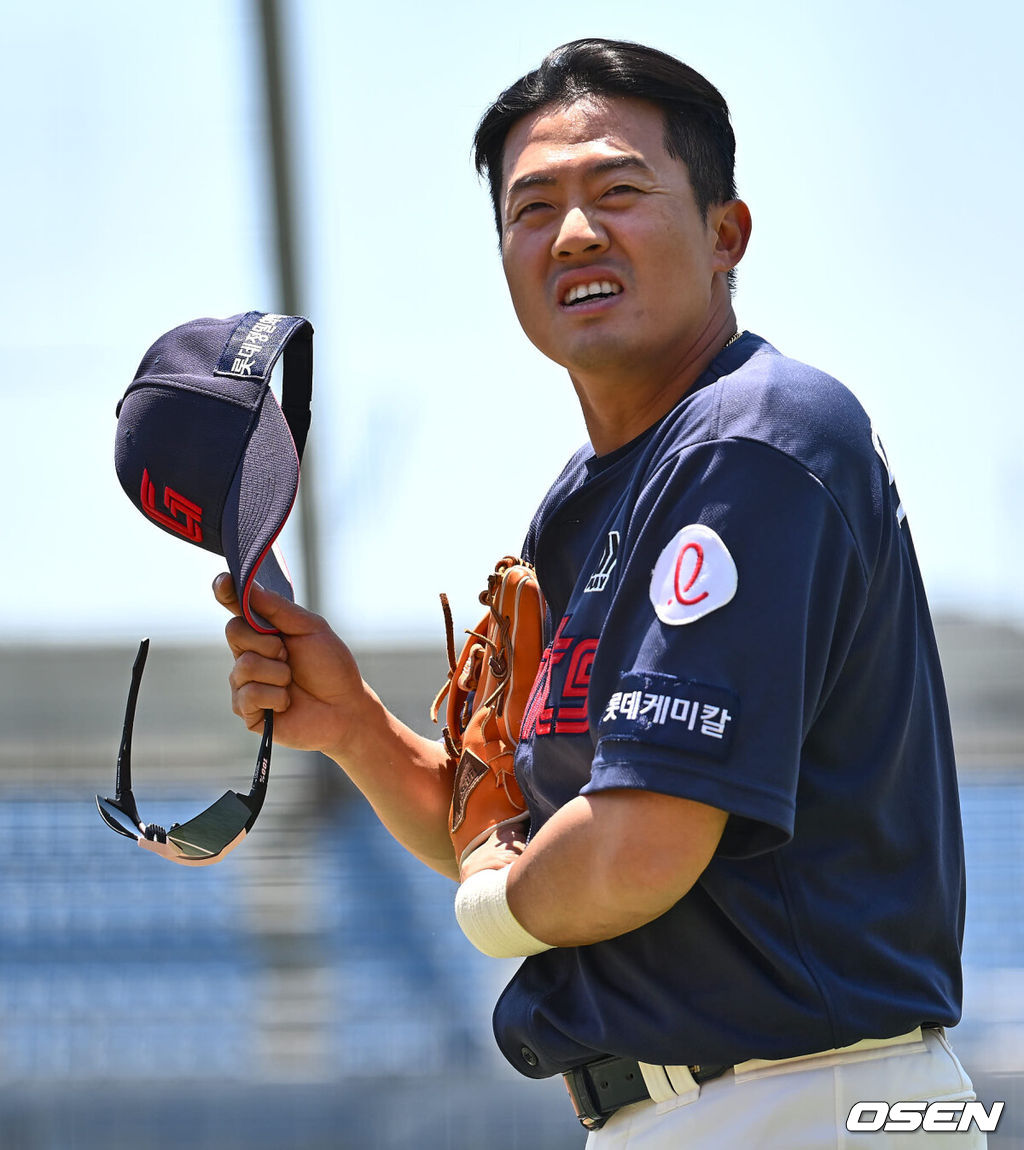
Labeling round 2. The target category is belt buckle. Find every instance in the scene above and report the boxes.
[563,1055,649,1131]
[563,1064,608,1130]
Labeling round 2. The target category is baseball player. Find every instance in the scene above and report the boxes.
[216,39,981,1147]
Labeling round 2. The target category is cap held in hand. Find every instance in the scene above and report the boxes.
[114,311,313,633]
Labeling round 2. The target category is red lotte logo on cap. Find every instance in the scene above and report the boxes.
[649,524,737,625]
[141,468,204,543]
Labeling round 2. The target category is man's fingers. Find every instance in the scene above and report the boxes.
[213,572,242,617]
[229,650,292,694]
[229,651,293,728]
[246,581,322,635]
[216,572,322,635]
[224,615,288,661]
[234,682,292,730]
[212,575,315,630]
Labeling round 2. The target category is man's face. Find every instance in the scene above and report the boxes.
[499,95,728,379]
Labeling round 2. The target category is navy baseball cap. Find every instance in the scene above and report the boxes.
[114,311,314,633]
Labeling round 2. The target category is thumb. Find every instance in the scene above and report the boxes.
[213,573,319,636]
[213,572,243,617]
[245,579,322,637]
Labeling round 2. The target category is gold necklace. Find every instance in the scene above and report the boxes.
[723,329,743,349]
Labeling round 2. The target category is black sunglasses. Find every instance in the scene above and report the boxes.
[96,638,272,866]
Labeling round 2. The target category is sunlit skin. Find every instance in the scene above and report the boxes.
[500,95,751,455]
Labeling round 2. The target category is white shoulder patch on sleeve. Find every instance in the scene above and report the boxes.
[649,524,738,625]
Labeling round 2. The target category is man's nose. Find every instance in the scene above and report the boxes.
[552,206,609,259]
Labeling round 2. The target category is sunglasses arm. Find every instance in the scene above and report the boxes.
[97,646,273,866]
[243,708,274,829]
[115,638,149,800]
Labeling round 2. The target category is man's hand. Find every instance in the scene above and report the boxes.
[213,573,460,879]
[214,573,368,758]
[458,822,528,883]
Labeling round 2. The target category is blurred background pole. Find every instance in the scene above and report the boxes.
[256,0,322,615]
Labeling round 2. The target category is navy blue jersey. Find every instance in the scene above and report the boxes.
[494,333,965,1079]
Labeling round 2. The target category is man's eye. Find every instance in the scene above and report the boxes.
[515,201,550,220]
[604,184,639,197]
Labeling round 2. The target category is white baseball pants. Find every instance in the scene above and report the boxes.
[586,1028,987,1148]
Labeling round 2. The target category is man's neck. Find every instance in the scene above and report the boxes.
[572,315,739,456]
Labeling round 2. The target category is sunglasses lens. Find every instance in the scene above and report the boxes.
[164,791,254,861]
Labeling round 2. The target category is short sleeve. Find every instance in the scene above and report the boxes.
[582,438,870,858]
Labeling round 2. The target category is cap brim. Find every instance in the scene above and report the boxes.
[221,391,299,633]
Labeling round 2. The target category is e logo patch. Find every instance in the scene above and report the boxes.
[650,524,737,625]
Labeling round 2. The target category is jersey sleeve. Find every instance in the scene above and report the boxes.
[582,437,872,858]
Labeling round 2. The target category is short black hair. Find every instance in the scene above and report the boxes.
[473,38,737,236]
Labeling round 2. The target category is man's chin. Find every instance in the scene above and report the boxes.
[539,331,642,375]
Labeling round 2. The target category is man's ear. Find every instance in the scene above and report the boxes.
[711,199,752,273]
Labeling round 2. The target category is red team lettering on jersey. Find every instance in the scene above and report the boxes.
[522,616,598,738]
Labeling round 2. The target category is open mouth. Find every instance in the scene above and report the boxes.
[563,281,623,307]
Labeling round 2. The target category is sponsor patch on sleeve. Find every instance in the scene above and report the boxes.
[649,524,737,625]
[598,672,738,761]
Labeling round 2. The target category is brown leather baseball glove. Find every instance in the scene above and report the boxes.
[431,557,545,866]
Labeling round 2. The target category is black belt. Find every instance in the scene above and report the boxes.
[563,1054,731,1131]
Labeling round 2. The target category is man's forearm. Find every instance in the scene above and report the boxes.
[326,682,458,879]
[503,790,728,947]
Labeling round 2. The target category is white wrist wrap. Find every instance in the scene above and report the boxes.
[454,867,554,958]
